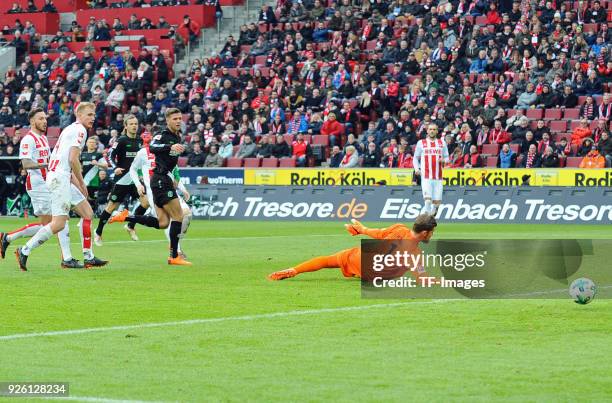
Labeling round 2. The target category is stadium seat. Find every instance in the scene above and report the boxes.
[564,109,580,119]
[279,158,296,167]
[569,121,582,131]
[555,133,572,142]
[481,144,500,155]
[283,134,295,144]
[312,135,329,146]
[226,158,244,168]
[526,109,543,119]
[549,121,567,132]
[486,156,498,167]
[243,158,261,168]
[261,157,279,168]
[565,157,583,167]
[47,127,61,137]
[544,109,562,120]
[510,144,520,154]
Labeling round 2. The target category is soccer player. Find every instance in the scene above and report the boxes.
[14,102,108,270]
[94,114,146,245]
[268,215,437,281]
[81,136,108,214]
[0,108,82,268]
[107,108,191,266]
[413,124,449,216]
[112,130,192,258]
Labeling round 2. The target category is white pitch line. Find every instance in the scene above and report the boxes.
[0,300,452,341]
[68,234,344,246]
[46,396,168,403]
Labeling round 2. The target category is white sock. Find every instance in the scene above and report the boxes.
[181,212,192,237]
[80,218,94,260]
[422,199,432,214]
[22,224,53,256]
[7,223,42,242]
[57,221,72,261]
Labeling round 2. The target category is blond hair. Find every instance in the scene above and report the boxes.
[75,102,95,115]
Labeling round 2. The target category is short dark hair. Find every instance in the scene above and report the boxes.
[412,214,438,233]
[28,107,44,121]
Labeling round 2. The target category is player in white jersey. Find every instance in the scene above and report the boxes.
[15,103,108,271]
[413,124,449,216]
[120,131,192,258]
[0,109,82,268]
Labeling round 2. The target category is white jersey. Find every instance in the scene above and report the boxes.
[19,130,50,191]
[413,138,449,180]
[129,147,156,189]
[48,122,87,176]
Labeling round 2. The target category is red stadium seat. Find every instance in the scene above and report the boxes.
[486,156,498,167]
[481,144,500,155]
[564,109,580,119]
[555,133,572,143]
[283,134,294,145]
[243,158,261,168]
[312,135,329,146]
[226,158,244,168]
[569,121,582,131]
[261,157,279,168]
[279,158,296,167]
[526,109,543,119]
[510,144,520,154]
[544,109,562,120]
[549,121,567,132]
[565,157,583,167]
[47,127,61,138]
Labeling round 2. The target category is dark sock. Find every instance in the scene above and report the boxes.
[96,210,112,236]
[127,205,147,229]
[125,215,159,229]
[169,220,181,258]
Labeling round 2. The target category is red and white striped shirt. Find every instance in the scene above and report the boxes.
[19,130,50,191]
[413,138,450,180]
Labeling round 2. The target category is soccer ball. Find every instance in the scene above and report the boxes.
[569,278,597,305]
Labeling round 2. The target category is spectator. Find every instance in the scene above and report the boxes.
[272,134,291,158]
[42,0,57,13]
[235,135,256,158]
[396,144,413,168]
[187,143,206,167]
[571,119,593,146]
[521,144,542,168]
[219,135,233,159]
[178,15,201,43]
[329,146,342,168]
[204,145,224,167]
[7,3,23,14]
[463,145,483,168]
[339,145,359,168]
[556,138,571,158]
[579,145,606,168]
[541,146,560,168]
[291,133,310,166]
[597,132,612,167]
[320,113,344,147]
[497,143,517,168]
[256,134,273,158]
[362,142,380,167]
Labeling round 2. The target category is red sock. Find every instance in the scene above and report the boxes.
[81,218,92,250]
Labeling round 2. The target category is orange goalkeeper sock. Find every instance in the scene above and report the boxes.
[294,255,340,274]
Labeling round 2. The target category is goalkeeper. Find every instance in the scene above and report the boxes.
[268,214,437,281]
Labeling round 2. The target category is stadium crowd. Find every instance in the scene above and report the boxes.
[0,0,609,175]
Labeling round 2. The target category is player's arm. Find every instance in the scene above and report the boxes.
[19,137,46,170]
[442,142,450,165]
[96,154,108,169]
[413,141,422,175]
[345,219,405,239]
[150,134,185,156]
[111,138,126,175]
[69,146,88,197]
[171,167,190,200]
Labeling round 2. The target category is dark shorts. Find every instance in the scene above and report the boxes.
[151,173,178,208]
[108,183,139,204]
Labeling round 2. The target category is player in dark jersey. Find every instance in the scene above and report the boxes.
[110,108,191,266]
[81,137,108,213]
[94,114,147,246]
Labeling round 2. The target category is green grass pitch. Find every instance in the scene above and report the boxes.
[0,218,610,402]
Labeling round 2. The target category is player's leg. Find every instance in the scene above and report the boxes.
[431,179,443,217]
[57,220,84,268]
[72,186,108,268]
[162,197,188,264]
[124,187,146,240]
[94,183,126,244]
[268,254,342,280]
[420,178,433,214]
[0,191,51,258]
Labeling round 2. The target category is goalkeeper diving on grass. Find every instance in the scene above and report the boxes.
[268,214,438,281]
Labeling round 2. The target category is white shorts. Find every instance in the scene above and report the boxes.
[27,187,52,217]
[421,179,443,201]
[47,174,87,216]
